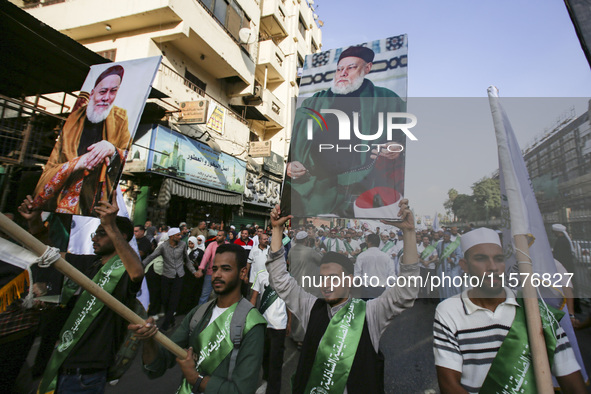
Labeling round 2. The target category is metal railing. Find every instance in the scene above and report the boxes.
[0,94,65,166]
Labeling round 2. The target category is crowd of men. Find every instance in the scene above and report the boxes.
[0,196,588,394]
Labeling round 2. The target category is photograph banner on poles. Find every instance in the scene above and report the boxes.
[31,56,161,217]
[282,34,409,219]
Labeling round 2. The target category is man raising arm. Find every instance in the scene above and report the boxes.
[267,200,419,393]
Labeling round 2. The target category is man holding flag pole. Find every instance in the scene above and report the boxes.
[432,87,586,393]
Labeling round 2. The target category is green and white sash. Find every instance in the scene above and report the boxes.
[176,303,266,394]
[259,285,279,315]
[326,239,341,253]
[480,298,563,393]
[304,299,366,394]
[343,241,354,254]
[38,255,126,394]
[420,245,436,260]
[381,240,396,254]
[440,237,461,260]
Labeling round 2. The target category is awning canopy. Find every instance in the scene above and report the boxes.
[0,0,166,99]
[157,178,242,207]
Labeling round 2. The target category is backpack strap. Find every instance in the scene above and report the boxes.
[227,298,254,381]
[188,299,216,337]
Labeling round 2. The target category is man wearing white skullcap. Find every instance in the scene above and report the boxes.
[433,228,584,393]
[551,223,575,274]
[143,227,197,331]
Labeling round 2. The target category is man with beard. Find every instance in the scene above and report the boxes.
[129,244,266,394]
[19,195,143,394]
[285,46,406,217]
[197,230,229,305]
[33,65,130,215]
[267,200,419,393]
[433,228,584,393]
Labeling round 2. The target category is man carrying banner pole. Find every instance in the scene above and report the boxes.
[487,86,586,392]
[1,197,186,391]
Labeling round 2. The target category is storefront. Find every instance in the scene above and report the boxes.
[125,123,245,227]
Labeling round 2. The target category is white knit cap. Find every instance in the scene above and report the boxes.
[296,231,308,240]
[168,227,181,236]
[460,228,501,253]
[552,224,566,232]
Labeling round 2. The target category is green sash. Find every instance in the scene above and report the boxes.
[304,299,367,393]
[326,239,341,253]
[176,303,266,394]
[259,285,279,315]
[38,255,126,394]
[381,240,396,253]
[282,237,291,246]
[480,298,564,394]
[420,245,436,260]
[440,237,461,260]
[343,241,354,254]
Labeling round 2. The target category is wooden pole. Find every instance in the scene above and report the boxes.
[514,234,554,394]
[0,213,187,359]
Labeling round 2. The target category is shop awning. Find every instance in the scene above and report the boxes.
[158,178,242,207]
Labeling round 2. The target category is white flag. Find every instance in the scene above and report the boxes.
[488,86,587,384]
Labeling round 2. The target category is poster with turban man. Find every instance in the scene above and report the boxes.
[31,57,161,216]
[282,35,411,220]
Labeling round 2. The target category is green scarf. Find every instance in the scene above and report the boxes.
[176,302,266,394]
[381,240,396,253]
[304,299,366,393]
[38,255,126,394]
[420,244,436,260]
[259,285,279,315]
[326,238,341,253]
[440,237,461,260]
[480,298,563,393]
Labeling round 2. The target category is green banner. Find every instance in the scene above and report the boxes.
[38,255,126,394]
[304,298,366,393]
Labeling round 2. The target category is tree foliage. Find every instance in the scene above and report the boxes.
[447,177,501,222]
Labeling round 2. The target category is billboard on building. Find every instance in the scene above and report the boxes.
[244,173,281,208]
[31,56,161,217]
[146,125,246,194]
[282,35,409,219]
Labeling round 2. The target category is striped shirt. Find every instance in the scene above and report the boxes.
[433,288,580,393]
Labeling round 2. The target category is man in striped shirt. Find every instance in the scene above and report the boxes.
[433,228,585,393]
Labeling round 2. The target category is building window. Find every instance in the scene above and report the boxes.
[298,15,307,38]
[96,49,116,61]
[199,0,251,50]
[184,69,207,94]
[311,41,318,53]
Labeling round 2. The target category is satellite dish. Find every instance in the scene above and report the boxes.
[239,28,256,44]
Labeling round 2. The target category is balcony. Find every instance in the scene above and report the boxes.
[26,0,255,86]
[256,40,286,83]
[229,87,285,131]
[260,0,288,38]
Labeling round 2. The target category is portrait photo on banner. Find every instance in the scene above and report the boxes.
[31,56,161,217]
[282,34,409,220]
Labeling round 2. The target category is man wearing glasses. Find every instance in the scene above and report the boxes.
[18,194,143,394]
